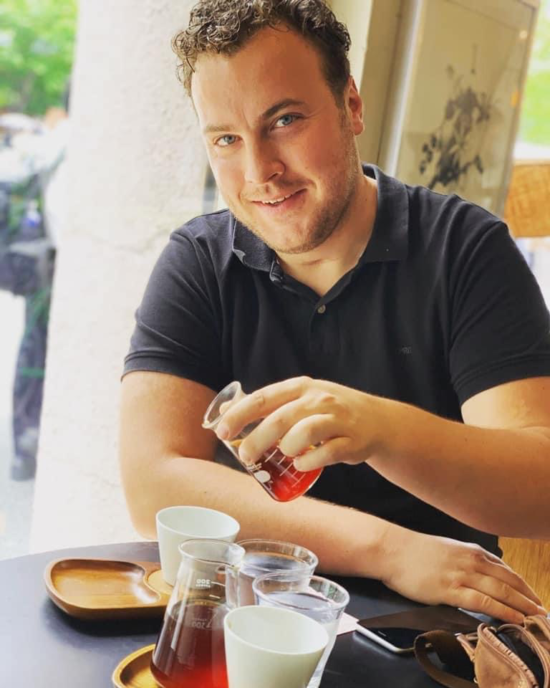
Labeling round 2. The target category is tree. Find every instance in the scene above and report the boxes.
[0,0,77,115]
[519,0,550,145]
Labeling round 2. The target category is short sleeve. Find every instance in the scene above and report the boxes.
[123,227,224,391]
[449,221,550,404]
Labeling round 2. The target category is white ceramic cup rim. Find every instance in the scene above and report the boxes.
[156,505,240,538]
[224,606,328,656]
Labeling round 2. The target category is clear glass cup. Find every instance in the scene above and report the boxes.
[252,571,350,688]
[203,380,323,502]
[151,539,245,688]
[237,538,318,606]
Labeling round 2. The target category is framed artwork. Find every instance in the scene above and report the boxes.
[378,0,540,215]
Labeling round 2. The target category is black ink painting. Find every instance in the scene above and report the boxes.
[419,65,492,190]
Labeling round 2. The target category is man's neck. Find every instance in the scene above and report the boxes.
[276,174,378,297]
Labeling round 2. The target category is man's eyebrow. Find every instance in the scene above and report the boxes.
[262,98,307,120]
[202,98,307,135]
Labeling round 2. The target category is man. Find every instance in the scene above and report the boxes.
[120,0,550,622]
[0,112,60,480]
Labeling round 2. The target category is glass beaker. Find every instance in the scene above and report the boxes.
[237,538,318,606]
[151,539,245,688]
[253,571,350,688]
[203,380,323,501]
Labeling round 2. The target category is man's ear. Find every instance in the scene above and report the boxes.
[345,76,364,136]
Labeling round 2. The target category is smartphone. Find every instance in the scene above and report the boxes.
[355,606,479,654]
[355,623,421,654]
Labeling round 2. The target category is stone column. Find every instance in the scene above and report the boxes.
[30,0,205,551]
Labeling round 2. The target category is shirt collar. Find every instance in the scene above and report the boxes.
[232,215,274,273]
[231,163,409,271]
[359,164,409,264]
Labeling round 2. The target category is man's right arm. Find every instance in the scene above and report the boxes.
[119,370,388,577]
[119,370,546,622]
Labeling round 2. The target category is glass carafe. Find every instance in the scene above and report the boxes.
[151,539,245,688]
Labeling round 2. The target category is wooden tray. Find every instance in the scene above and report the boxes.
[112,644,158,687]
[44,558,172,620]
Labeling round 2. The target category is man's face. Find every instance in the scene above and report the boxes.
[191,26,364,255]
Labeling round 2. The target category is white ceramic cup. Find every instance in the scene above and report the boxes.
[156,506,240,585]
[224,605,329,688]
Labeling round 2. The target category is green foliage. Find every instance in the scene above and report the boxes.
[519,0,550,145]
[0,0,78,115]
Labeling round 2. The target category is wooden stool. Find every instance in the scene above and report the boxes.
[500,537,550,609]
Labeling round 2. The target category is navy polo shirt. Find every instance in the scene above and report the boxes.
[124,165,550,553]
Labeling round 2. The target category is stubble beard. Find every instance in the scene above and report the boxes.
[228,116,361,256]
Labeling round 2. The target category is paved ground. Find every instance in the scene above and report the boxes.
[0,291,34,560]
[0,240,548,562]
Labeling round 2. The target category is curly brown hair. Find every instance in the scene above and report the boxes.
[173,0,351,102]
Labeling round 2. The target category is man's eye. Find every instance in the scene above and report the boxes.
[274,114,298,128]
[216,135,237,147]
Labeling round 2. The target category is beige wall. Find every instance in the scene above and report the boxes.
[328,0,374,85]
[30,0,206,551]
[329,0,403,164]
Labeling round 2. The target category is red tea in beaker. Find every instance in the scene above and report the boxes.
[230,440,322,501]
[151,601,228,688]
[203,381,323,501]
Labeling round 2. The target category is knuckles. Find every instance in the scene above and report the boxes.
[319,443,345,467]
[467,544,488,568]
[251,390,265,410]
[295,375,313,393]
[271,415,289,438]
[476,594,495,614]
[315,391,339,409]
[496,581,512,602]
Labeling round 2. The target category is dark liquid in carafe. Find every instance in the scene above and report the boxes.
[151,601,228,688]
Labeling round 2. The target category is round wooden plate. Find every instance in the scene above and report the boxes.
[112,644,158,687]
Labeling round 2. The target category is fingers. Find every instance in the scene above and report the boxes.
[214,378,365,469]
[455,580,546,623]
[477,555,544,607]
[217,379,348,467]
[245,412,333,463]
[292,436,352,470]
[279,415,342,459]
[235,401,323,463]
[448,550,546,622]
[239,413,345,467]
[237,405,356,468]
[456,588,523,624]
[216,377,313,440]
[387,532,547,626]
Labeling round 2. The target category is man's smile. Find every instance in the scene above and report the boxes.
[249,189,307,213]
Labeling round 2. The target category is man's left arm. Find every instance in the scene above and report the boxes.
[362,375,550,538]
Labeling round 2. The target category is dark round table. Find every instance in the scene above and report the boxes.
[0,541,441,686]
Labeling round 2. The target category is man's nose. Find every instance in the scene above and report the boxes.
[244,140,284,185]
